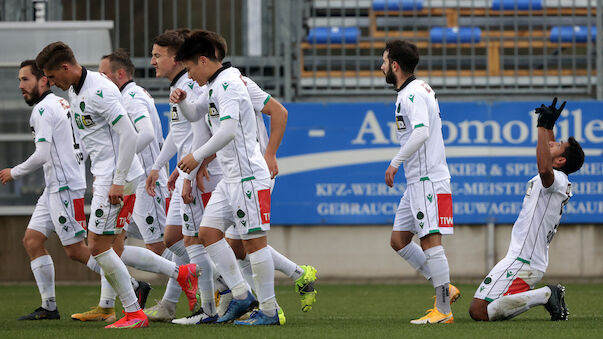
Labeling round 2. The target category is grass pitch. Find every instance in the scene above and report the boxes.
[1,283,602,338]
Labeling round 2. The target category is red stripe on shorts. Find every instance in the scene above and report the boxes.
[504,277,530,296]
[117,194,136,228]
[437,193,454,227]
[73,197,86,229]
[258,189,271,224]
[201,192,212,208]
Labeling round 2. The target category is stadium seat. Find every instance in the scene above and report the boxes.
[549,26,597,43]
[491,0,542,11]
[306,27,360,44]
[430,27,482,44]
[372,0,423,11]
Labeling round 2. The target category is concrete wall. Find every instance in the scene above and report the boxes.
[1,216,602,283]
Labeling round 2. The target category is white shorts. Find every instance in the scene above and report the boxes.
[88,178,139,236]
[166,174,220,236]
[393,179,454,238]
[28,188,87,246]
[201,177,271,240]
[473,256,544,302]
[225,178,275,240]
[125,180,169,244]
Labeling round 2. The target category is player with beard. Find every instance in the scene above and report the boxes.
[1,60,89,321]
[381,40,459,324]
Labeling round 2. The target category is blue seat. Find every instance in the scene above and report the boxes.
[549,26,597,43]
[306,27,360,44]
[491,0,542,11]
[430,27,482,44]
[372,0,423,11]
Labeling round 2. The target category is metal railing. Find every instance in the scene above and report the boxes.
[298,0,603,98]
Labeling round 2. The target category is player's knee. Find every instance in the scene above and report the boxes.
[469,299,489,321]
[227,239,246,260]
[22,233,43,252]
[390,236,406,251]
[163,232,182,248]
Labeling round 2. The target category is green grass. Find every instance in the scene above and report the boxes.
[1,283,602,338]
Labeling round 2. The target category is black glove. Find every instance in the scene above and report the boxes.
[535,97,566,130]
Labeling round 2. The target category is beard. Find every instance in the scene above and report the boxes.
[385,67,397,85]
[24,87,41,106]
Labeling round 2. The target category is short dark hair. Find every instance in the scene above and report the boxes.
[19,60,45,79]
[153,29,190,55]
[174,30,223,63]
[102,48,135,76]
[559,137,585,175]
[36,41,77,70]
[385,40,419,74]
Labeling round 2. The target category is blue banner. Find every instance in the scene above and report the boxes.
[156,103,178,173]
[267,101,603,225]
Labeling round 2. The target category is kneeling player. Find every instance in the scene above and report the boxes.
[469,98,584,322]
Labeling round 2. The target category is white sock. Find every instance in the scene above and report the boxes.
[162,249,184,305]
[269,245,303,280]
[94,249,140,313]
[169,239,190,263]
[187,244,216,315]
[99,272,117,308]
[249,247,277,317]
[31,255,56,311]
[487,287,552,321]
[213,266,230,293]
[206,239,248,299]
[121,245,178,279]
[238,255,255,293]
[397,242,431,280]
[86,256,101,274]
[424,245,450,314]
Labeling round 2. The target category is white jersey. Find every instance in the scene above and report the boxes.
[394,77,450,184]
[505,170,572,272]
[68,68,144,185]
[170,71,222,176]
[120,80,167,185]
[29,91,86,192]
[227,68,271,154]
[168,70,195,163]
[206,65,270,183]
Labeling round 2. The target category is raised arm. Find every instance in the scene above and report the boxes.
[535,98,566,188]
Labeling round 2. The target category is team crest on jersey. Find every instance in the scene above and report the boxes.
[171,105,179,121]
[209,89,213,98]
[396,115,406,130]
[38,107,45,115]
[209,103,219,117]
[396,104,400,113]
[80,101,86,112]
[74,112,95,129]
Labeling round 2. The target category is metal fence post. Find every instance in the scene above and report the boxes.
[275,0,293,101]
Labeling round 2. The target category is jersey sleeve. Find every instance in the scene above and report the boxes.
[217,80,242,121]
[90,86,128,126]
[31,104,54,143]
[406,91,430,129]
[243,76,270,112]
[124,95,150,125]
